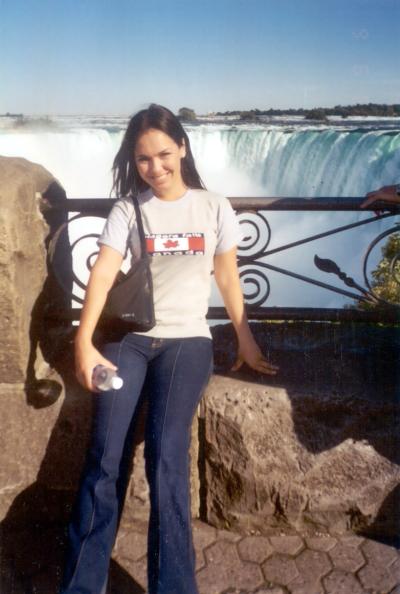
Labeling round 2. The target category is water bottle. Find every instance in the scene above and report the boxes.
[92,365,123,391]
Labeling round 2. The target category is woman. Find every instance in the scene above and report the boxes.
[60,104,277,594]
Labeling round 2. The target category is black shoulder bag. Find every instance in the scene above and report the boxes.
[98,195,155,339]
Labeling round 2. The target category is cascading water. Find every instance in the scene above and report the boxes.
[1,116,398,197]
[0,115,399,308]
[187,124,400,197]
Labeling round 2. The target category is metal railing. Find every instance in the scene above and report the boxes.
[46,196,400,324]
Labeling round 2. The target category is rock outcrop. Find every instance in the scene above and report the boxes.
[0,157,52,383]
[0,156,66,521]
[201,322,400,538]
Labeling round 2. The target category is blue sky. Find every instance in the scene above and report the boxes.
[1,0,399,115]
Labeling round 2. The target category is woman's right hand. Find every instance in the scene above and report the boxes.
[75,340,118,391]
[72,245,124,390]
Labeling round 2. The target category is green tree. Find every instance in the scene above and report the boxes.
[178,107,197,122]
[360,233,400,308]
[304,109,328,121]
[239,110,258,121]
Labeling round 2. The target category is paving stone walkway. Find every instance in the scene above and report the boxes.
[1,517,399,593]
[111,519,400,594]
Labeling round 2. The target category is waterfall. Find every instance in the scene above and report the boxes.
[188,125,400,197]
[0,117,398,198]
[1,116,398,308]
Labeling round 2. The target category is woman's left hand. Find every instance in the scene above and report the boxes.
[231,338,278,375]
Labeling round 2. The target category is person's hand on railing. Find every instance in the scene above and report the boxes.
[361,184,400,209]
[231,336,278,375]
[75,340,118,392]
[213,247,279,376]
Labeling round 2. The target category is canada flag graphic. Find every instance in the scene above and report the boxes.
[163,239,179,249]
[146,233,205,256]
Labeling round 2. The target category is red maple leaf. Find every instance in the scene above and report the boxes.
[163,239,179,248]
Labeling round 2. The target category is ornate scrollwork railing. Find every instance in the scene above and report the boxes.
[229,198,400,321]
[46,196,400,323]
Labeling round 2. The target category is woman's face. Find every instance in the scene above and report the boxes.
[134,128,186,199]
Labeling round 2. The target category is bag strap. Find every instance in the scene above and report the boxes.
[131,195,147,258]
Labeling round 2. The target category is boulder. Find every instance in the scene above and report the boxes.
[201,322,400,538]
[0,157,53,383]
[0,156,69,521]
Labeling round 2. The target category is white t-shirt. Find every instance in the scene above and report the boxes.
[97,188,242,338]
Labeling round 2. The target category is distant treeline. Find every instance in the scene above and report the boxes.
[215,104,400,120]
[0,112,23,118]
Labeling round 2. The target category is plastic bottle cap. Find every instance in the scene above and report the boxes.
[111,376,124,390]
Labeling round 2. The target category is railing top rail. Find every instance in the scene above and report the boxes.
[45,196,400,213]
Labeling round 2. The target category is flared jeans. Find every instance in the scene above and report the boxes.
[60,333,213,594]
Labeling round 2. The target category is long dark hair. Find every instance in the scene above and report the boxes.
[112,104,205,197]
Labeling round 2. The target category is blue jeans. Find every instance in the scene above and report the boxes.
[60,334,213,594]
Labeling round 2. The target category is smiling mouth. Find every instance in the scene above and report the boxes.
[151,173,169,182]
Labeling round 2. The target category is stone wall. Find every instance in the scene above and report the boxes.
[0,156,398,544]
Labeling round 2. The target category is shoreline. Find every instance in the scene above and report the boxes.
[1,113,400,133]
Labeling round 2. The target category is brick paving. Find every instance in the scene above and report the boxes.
[1,518,399,593]
[111,519,400,594]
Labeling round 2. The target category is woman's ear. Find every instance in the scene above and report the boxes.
[180,139,187,158]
